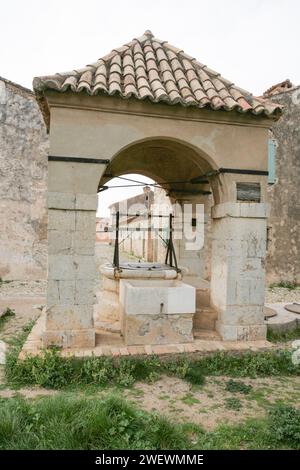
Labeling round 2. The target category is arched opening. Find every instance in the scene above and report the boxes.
[93,138,217,344]
[99,137,217,201]
[97,138,216,281]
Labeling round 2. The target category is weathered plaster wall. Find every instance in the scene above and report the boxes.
[0,78,48,280]
[266,86,300,284]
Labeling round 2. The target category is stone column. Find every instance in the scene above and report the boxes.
[44,160,102,349]
[210,202,268,341]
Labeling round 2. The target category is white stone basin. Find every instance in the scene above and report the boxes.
[119,279,195,315]
[100,262,179,280]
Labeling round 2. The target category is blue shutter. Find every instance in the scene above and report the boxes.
[268,139,276,184]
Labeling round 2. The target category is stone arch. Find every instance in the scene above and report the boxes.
[99,136,219,203]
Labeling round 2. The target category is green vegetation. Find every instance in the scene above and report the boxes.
[5,325,299,389]
[2,324,300,450]
[269,281,299,290]
[184,364,206,385]
[181,393,200,405]
[0,395,298,450]
[224,397,242,411]
[0,308,15,330]
[0,278,12,286]
[267,327,300,343]
[225,379,252,394]
[269,405,300,448]
[0,395,190,450]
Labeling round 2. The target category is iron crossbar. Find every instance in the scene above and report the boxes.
[97,227,179,233]
[112,212,173,218]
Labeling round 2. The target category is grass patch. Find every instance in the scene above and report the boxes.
[0,278,12,286]
[269,405,300,448]
[225,379,252,394]
[267,327,300,343]
[224,397,242,410]
[0,394,192,450]
[181,393,200,405]
[269,281,299,290]
[6,345,300,390]
[0,308,15,330]
[5,324,300,390]
[0,394,298,450]
[185,364,206,386]
[191,350,300,378]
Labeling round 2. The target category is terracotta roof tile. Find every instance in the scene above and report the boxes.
[33,30,282,119]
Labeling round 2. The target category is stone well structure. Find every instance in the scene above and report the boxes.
[33,30,282,349]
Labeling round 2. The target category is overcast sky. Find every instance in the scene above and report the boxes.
[1,0,299,215]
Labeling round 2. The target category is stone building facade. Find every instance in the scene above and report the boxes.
[95,217,110,243]
[0,77,48,280]
[265,83,300,284]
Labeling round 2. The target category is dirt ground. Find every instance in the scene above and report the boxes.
[1,374,299,431]
[1,243,300,431]
[124,375,300,430]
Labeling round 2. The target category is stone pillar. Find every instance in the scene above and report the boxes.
[44,160,102,349]
[210,202,268,341]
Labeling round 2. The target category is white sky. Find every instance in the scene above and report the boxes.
[98,174,154,218]
[1,0,299,215]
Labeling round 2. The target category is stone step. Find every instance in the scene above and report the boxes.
[196,287,210,308]
[184,277,211,308]
[193,307,217,330]
[95,319,121,334]
[193,329,221,341]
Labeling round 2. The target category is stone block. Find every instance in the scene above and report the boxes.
[240,203,269,219]
[58,280,76,305]
[248,324,267,340]
[102,276,119,293]
[75,280,95,304]
[47,280,59,305]
[216,322,267,341]
[123,313,193,346]
[48,209,75,231]
[48,254,96,281]
[48,192,75,210]
[94,290,120,322]
[212,203,268,220]
[216,322,238,341]
[72,230,95,255]
[75,211,96,233]
[212,202,241,219]
[218,306,265,326]
[48,230,72,255]
[74,255,96,280]
[226,277,265,306]
[75,193,98,211]
[43,328,95,349]
[46,304,94,330]
[48,254,75,280]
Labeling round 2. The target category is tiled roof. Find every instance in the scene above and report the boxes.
[263,79,294,97]
[33,30,282,121]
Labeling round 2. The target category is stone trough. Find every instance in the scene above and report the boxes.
[120,279,196,345]
[94,263,196,345]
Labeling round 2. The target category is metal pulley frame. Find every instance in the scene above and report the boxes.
[112,211,178,271]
